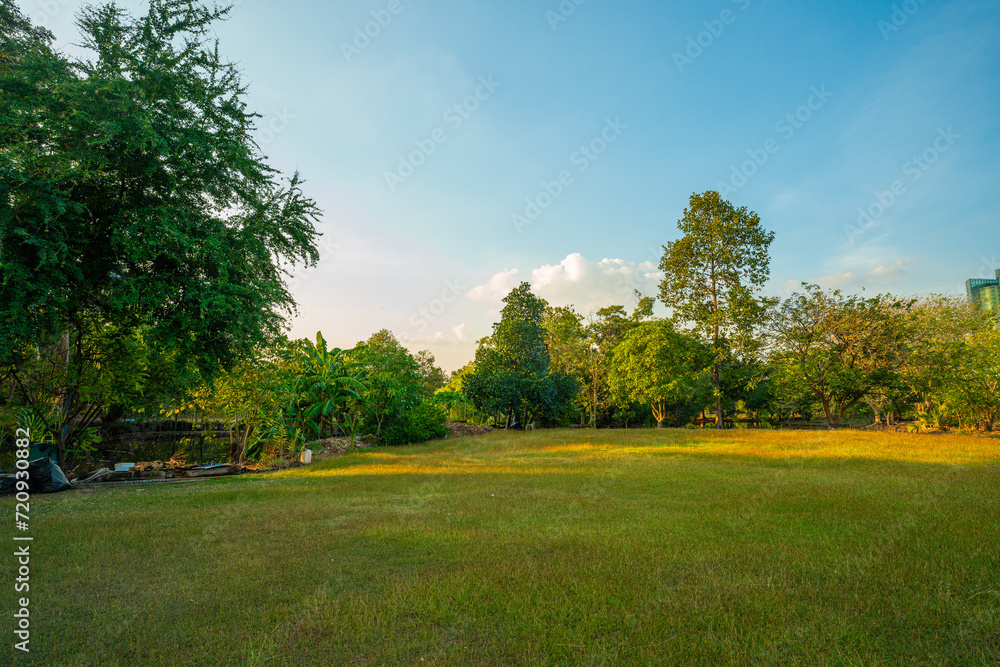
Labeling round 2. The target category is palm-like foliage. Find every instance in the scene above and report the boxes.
[289,332,366,439]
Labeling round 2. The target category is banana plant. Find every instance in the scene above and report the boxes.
[341,407,365,446]
[293,333,367,439]
[18,407,53,443]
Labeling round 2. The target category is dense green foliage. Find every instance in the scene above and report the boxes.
[1,0,321,461]
[2,0,998,472]
[766,285,912,425]
[288,333,365,442]
[464,283,579,428]
[607,320,711,427]
[194,330,447,459]
[380,401,449,446]
[764,288,999,430]
[350,329,425,438]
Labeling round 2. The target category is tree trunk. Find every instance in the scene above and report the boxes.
[229,422,244,465]
[829,401,842,425]
[652,401,666,429]
[714,358,723,429]
[711,261,722,430]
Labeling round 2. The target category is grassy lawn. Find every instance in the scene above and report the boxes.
[3,428,1000,666]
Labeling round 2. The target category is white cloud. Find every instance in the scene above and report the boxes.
[869,262,905,277]
[531,253,662,312]
[401,324,474,347]
[466,253,663,313]
[400,331,449,346]
[466,268,521,301]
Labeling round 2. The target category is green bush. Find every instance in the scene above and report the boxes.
[380,402,448,446]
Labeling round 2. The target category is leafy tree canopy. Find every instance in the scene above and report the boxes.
[349,329,422,437]
[766,284,913,425]
[465,283,578,428]
[1,0,321,373]
[1,1,321,458]
[607,320,711,427]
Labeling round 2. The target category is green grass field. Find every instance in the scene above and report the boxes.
[3,428,999,666]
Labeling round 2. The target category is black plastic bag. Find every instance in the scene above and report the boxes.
[0,458,71,494]
[26,458,72,493]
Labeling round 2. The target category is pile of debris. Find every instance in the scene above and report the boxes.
[445,421,494,437]
[312,435,371,457]
[78,452,241,484]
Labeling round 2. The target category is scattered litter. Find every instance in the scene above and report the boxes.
[74,461,242,485]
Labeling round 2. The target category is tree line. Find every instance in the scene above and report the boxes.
[456,278,999,433]
[456,191,999,434]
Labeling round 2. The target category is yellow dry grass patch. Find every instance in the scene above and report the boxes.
[537,429,1000,466]
[293,462,567,477]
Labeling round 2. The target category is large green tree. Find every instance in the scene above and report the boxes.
[902,296,985,422]
[540,295,656,428]
[766,285,912,426]
[350,330,423,438]
[903,298,999,430]
[414,349,447,398]
[542,305,588,424]
[607,320,711,428]
[465,283,578,429]
[948,327,1000,431]
[583,296,655,428]
[1,1,321,458]
[289,332,365,443]
[658,191,774,428]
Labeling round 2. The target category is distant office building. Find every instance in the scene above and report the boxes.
[967,269,1000,312]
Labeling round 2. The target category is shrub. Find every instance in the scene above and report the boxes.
[380,402,448,446]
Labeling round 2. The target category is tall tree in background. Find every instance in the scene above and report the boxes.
[414,350,447,398]
[659,191,774,428]
[541,294,656,428]
[903,298,999,430]
[543,305,588,424]
[0,1,321,458]
[583,294,655,428]
[949,328,1000,431]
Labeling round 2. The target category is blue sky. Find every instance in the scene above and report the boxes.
[23,0,1000,370]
